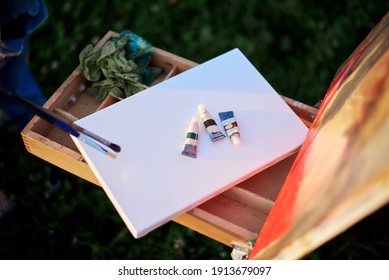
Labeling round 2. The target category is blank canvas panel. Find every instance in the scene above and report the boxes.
[72,49,308,238]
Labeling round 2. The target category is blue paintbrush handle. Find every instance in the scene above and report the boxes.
[1,86,118,157]
[0,86,80,137]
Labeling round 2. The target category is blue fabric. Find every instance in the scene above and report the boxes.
[0,0,47,35]
[0,0,47,129]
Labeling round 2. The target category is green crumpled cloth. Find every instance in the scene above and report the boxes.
[79,30,162,101]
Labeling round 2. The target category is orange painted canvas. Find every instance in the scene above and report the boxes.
[249,12,389,259]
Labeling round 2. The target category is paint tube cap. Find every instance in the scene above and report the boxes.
[197,104,207,114]
[231,134,241,147]
[190,116,198,125]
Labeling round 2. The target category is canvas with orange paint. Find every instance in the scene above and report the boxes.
[249,11,389,259]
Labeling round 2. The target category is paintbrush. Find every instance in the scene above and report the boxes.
[0,86,121,157]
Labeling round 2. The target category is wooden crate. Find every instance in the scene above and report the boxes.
[21,31,317,247]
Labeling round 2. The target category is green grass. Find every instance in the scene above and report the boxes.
[1,0,388,259]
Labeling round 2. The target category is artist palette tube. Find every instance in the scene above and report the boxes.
[181,117,199,158]
[197,104,225,142]
[219,110,241,147]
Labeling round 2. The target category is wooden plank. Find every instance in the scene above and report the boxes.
[173,212,248,247]
[222,186,274,215]
[152,47,198,73]
[238,153,297,201]
[281,95,318,127]
[21,130,100,185]
[194,195,268,237]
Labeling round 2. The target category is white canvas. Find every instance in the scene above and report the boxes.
[72,49,308,238]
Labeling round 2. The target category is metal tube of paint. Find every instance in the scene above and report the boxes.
[197,104,225,142]
[181,117,199,158]
[219,110,241,147]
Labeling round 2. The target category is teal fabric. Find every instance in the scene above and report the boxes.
[79,30,162,101]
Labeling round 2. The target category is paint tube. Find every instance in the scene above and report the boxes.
[197,104,225,142]
[219,110,241,147]
[181,117,199,158]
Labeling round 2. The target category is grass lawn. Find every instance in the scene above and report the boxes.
[1,0,388,259]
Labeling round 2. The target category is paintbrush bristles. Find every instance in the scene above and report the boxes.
[109,143,121,153]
